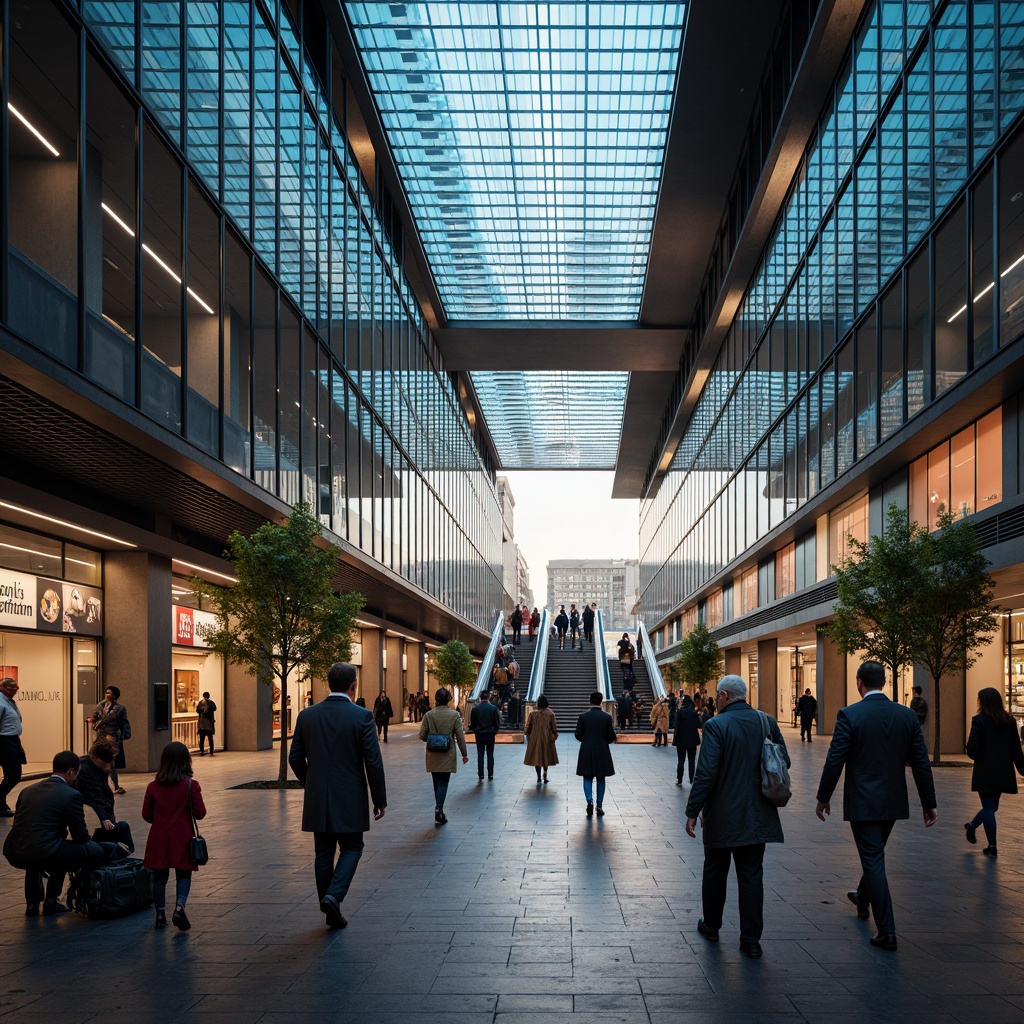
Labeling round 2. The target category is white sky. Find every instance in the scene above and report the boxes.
[501,471,640,604]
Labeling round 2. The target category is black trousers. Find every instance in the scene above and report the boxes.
[0,735,23,807]
[24,839,125,905]
[475,735,495,777]
[850,820,896,934]
[799,717,814,741]
[676,746,696,783]
[701,843,766,942]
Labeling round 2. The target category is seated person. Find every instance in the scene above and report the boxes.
[75,735,135,852]
[2,750,128,916]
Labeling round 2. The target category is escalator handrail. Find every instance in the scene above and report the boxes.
[637,620,667,699]
[595,608,613,702]
[471,611,508,701]
[525,609,550,704]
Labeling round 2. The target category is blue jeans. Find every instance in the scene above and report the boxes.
[431,772,451,811]
[969,792,1001,846]
[313,831,364,903]
[582,777,606,806]
[153,868,192,910]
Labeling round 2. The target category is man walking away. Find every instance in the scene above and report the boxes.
[685,675,789,958]
[373,690,394,743]
[796,688,817,743]
[815,660,936,952]
[582,602,595,645]
[196,692,217,755]
[289,663,387,929]
[569,605,581,650]
[910,686,928,730]
[510,605,523,645]
[673,694,701,786]
[469,695,501,781]
[554,606,569,650]
[575,691,617,816]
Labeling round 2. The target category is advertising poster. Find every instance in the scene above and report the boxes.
[173,606,219,648]
[36,581,62,633]
[0,569,38,631]
[61,583,103,637]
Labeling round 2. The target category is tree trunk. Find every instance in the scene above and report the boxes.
[278,660,290,783]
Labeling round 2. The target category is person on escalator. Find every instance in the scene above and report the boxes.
[554,607,569,650]
[582,603,596,646]
[569,605,581,650]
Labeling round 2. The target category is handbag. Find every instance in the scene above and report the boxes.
[425,710,452,751]
[757,711,792,807]
[187,778,210,865]
[120,715,132,741]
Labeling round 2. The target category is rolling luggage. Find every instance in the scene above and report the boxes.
[68,857,153,918]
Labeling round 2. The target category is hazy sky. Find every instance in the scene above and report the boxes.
[502,471,640,604]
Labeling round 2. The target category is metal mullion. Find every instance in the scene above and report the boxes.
[134,112,143,408]
[274,284,281,495]
[0,0,7,327]
[217,210,225,463]
[247,247,256,482]
[77,21,86,372]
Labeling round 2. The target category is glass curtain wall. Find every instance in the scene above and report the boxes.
[641,0,1024,626]
[1,0,503,629]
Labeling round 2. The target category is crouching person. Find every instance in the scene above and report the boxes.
[75,735,136,852]
[3,750,128,916]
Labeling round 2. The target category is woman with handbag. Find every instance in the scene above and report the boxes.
[418,688,468,825]
[523,694,558,783]
[142,741,206,930]
[89,686,129,794]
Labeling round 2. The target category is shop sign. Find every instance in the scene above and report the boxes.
[173,606,220,648]
[0,569,102,636]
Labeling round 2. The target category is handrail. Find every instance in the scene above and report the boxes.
[637,620,667,699]
[471,611,507,701]
[594,608,613,702]
[524,608,549,703]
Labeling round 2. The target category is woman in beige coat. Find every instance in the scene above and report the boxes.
[418,687,468,824]
[650,699,670,747]
[524,695,559,784]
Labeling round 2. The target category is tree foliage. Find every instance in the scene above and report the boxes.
[429,639,477,694]
[820,505,929,699]
[193,502,365,783]
[675,622,723,692]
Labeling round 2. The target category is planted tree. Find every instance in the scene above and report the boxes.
[194,502,365,784]
[821,505,929,700]
[429,639,477,696]
[914,511,998,765]
[675,622,724,693]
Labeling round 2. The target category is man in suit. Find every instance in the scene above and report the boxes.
[574,691,617,816]
[3,750,127,915]
[289,663,387,929]
[815,660,937,952]
[796,687,817,742]
[469,695,501,781]
[685,676,789,958]
[673,694,702,786]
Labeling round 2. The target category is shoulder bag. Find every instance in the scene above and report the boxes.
[425,710,452,751]
[757,711,792,807]
[187,778,210,865]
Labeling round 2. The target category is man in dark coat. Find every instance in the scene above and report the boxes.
[575,691,617,816]
[289,663,387,929]
[469,696,501,781]
[582,602,595,645]
[554,606,569,649]
[616,692,633,731]
[796,687,817,742]
[816,660,936,952]
[510,605,523,645]
[373,690,394,743]
[3,750,127,915]
[685,676,789,958]
[673,695,702,785]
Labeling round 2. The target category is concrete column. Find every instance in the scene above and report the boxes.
[384,634,402,725]
[103,551,172,773]
[224,660,272,752]
[724,646,741,676]
[929,666,966,761]
[756,638,778,717]
[404,641,425,721]
[816,631,846,736]
[359,628,382,705]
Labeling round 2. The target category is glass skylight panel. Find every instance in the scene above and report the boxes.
[470,371,628,468]
[344,3,687,320]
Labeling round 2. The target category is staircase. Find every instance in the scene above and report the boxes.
[543,642,601,732]
[609,657,656,731]
[499,632,539,730]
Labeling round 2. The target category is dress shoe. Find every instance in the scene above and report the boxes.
[42,899,70,915]
[171,905,191,931]
[983,845,998,856]
[586,802,594,816]
[675,781,682,787]
[964,822,977,845]
[320,894,346,929]
[436,811,448,825]
[114,787,126,795]
[155,910,167,929]
[739,940,763,958]
[25,903,39,917]
[847,890,869,920]
[596,807,605,816]
[198,750,206,756]
[489,775,494,780]
[478,775,484,782]
[697,918,719,942]
[870,932,897,951]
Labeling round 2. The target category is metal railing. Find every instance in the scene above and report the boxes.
[524,608,549,704]
[636,621,666,700]
[595,608,613,704]
[471,611,507,701]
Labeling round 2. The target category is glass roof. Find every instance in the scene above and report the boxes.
[469,371,628,467]
[344,3,688,320]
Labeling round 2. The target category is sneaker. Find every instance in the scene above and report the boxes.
[964,822,977,845]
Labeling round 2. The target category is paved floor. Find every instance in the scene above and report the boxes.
[2,723,1023,1023]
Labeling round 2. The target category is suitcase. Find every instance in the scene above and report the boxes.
[68,857,153,918]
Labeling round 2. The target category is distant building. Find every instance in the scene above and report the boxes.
[546,559,640,634]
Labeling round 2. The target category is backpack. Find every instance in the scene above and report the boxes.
[757,711,792,807]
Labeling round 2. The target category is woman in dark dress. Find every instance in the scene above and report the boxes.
[964,687,1024,856]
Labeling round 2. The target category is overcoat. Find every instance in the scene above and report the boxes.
[142,778,206,871]
[419,706,468,773]
[967,714,1024,793]
[650,701,669,732]
[574,706,617,777]
[523,707,559,768]
[672,704,702,748]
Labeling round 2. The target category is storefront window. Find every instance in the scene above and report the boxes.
[706,589,723,629]
[927,442,951,530]
[775,543,796,599]
[950,426,976,517]
[977,407,1002,510]
[829,493,868,569]
[0,525,61,577]
[64,545,102,586]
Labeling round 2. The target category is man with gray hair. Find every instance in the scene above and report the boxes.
[685,675,790,958]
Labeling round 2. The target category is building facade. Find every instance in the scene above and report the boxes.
[640,0,1024,752]
[547,559,640,635]
[0,0,503,768]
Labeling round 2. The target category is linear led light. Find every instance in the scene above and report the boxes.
[0,541,96,570]
[948,253,1024,322]
[101,203,215,314]
[7,102,59,157]
[0,501,136,547]
[172,559,237,584]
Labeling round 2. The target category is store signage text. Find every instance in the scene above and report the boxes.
[173,606,220,648]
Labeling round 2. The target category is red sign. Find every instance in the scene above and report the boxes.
[175,607,195,646]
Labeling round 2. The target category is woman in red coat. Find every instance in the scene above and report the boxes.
[143,741,205,930]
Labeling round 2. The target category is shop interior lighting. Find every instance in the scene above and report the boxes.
[7,102,60,157]
[0,502,136,547]
[0,541,96,570]
[101,203,215,314]
[172,559,237,584]
[947,253,1024,322]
